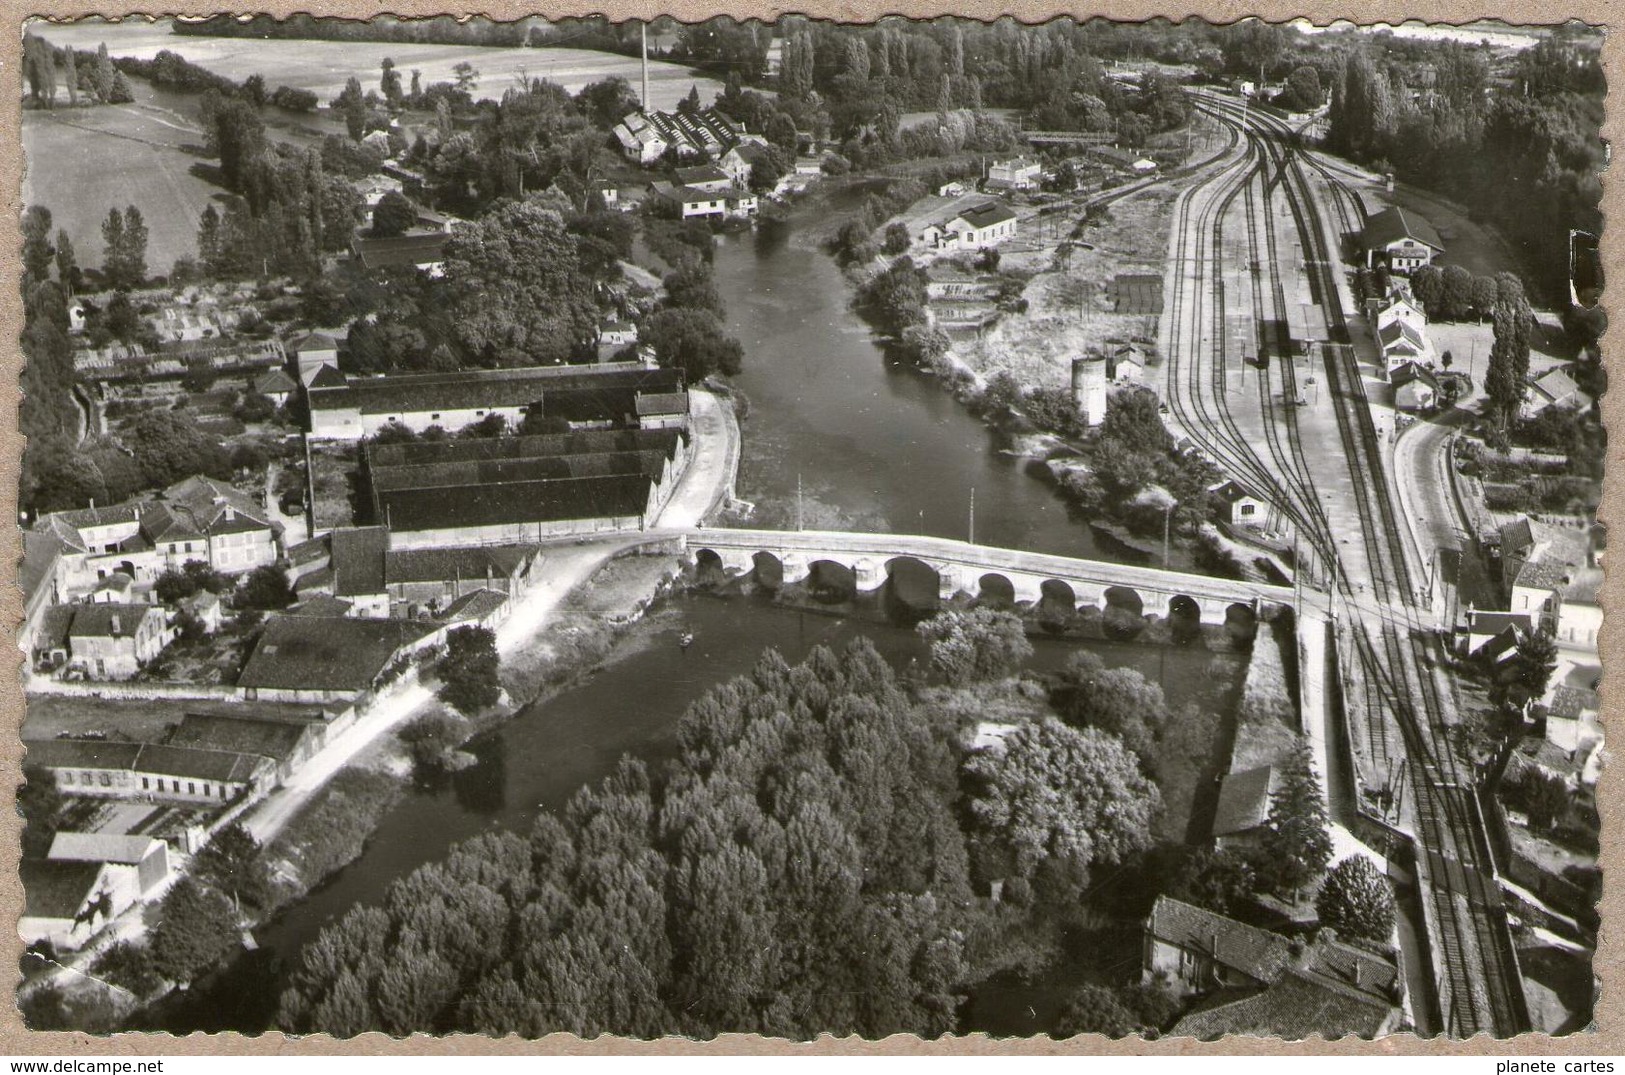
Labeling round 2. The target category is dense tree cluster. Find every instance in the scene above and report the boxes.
[1327,29,1604,300]
[437,626,503,715]
[1314,855,1396,944]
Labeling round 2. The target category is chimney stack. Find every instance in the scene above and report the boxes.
[110,613,122,634]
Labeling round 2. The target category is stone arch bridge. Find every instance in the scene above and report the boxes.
[684,529,1294,625]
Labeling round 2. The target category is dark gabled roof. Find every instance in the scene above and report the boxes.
[254,368,299,394]
[1498,517,1536,555]
[1360,207,1443,253]
[66,603,164,640]
[384,545,537,586]
[350,230,449,271]
[131,743,272,784]
[312,364,684,418]
[1549,685,1601,721]
[168,712,318,763]
[1390,362,1440,392]
[288,331,340,353]
[1379,321,1428,352]
[1146,896,1293,984]
[1464,610,1532,637]
[35,605,77,652]
[371,449,670,493]
[675,163,730,185]
[1208,479,1259,505]
[1531,367,1582,403]
[308,364,350,390]
[22,860,105,921]
[25,739,144,772]
[237,614,437,693]
[1170,967,1393,1040]
[1213,766,1279,837]
[442,588,511,623]
[366,427,685,469]
[957,202,1017,229]
[378,473,654,533]
[330,526,390,597]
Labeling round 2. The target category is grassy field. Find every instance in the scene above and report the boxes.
[22,89,226,274]
[31,18,725,111]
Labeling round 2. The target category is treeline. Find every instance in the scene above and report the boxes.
[278,634,1174,1038]
[175,13,546,48]
[1327,29,1605,301]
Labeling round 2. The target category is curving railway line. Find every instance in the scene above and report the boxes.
[1162,91,1530,1037]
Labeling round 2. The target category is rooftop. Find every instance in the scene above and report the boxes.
[1360,206,1444,252]
[237,614,436,693]
[350,230,449,272]
[1213,765,1279,837]
[23,860,105,921]
[167,711,320,764]
[1146,896,1292,984]
[47,832,164,865]
[330,526,391,597]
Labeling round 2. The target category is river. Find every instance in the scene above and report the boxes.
[149,208,1228,1036]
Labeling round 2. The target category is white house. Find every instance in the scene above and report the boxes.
[1392,362,1441,412]
[1522,366,1589,418]
[985,156,1042,192]
[1360,207,1444,273]
[921,202,1018,251]
[1209,479,1265,527]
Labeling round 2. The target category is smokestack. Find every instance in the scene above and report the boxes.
[641,22,650,111]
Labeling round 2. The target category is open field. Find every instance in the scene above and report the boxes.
[22,88,225,273]
[31,18,725,111]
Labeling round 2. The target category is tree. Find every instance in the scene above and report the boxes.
[747,147,790,195]
[1518,770,1569,835]
[1054,984,1136,1038]
[54,229,78,293]
[193,823,274,913]
[121,206,149,286]
[764,111,799,153]
[1438,264,1474,321]
[94,42,116,103]
[371,190,418,238]
[380,58,402,107]
[1470,275,1500,319]
[916,608,1032,686]
[1282,65,1322,111]
[438,625,501,715]
[1315,855,1396,944]
[62,48,79,107]
[243,73,268,108]
[452,61,479,93]
[1050,651,1168,764]
[1166,846,1256,916]
[237,564,296,611]
[149,877,240,983]
[965,718,1161,888]
[881,222,912,256]
[1259,741,1333,899]
[642,307,744,384]
[398,711,468,768]
[122,408,231,487]
[1411,264,1444,315]
[19,766,63,860]
[576,76,640,130]
[22,206,56,293]
[1511,629,1559,706]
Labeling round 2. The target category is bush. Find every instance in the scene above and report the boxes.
[1315,855,1396,944]
[397,710,468,769]
[92,941,164,996]
[437,625,501,714]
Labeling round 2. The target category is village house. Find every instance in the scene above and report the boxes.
[23,738,279,806]
[1373,295,1428,335]
[1379,321,1436,373]
[289,330,341,385]
[30,602,173,680]
[253,367,298,408]
[237,613,442,705]
[1208,479,1266,527]
[1544,685,1603,759]
[1457,608,1534,664]
[674,163,734,194]
[921,202,1019,252]
[312,522,543,618]
[648,181,756,220]
[718,142,775,188]
[1521,366,1590,418]
[1143,896,1407,1039]
[984,156,1043,192]
[1109,343,1147,383]
[47,832,171,896]
[1359,207,1444,273]
[1392,362,1441,412]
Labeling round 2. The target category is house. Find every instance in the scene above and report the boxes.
[1374,296,1427,335]
[349,230,449,275]
[179,590,225,635]
[596,185,623,210]
[921,202,1019,251]
[1209,479,1265,527]
[329,525,393,618]
[62,603,173,680]
[47,833,171,895]
[167,711,325,785]
[1545,685,1602,756]
[1391,362,1441,412]
[1108,344,1146,383]
[312,524,543,618]
[674,163,734,194]
[253,367,298,408]
[1131,157,1159,175]
[23,738,278,805]
[1379,321,1435,372]
[20,860,132,951]
[1553,565,1603,649]
[599,321,639,348]
[1359,207,1443,272]
[289,330,341,385]
[649,181,734,220]
[1458,609,1534,663]
[1211,765,1279,849]
[613,111,671,163]
[1522,366,1589,418]
[1144,897,1406,1039]
[441,588,513,630]
[1498,518,1596,628]
[985,156,1042,192]
[719,142,774,188]
[237,614,441,704]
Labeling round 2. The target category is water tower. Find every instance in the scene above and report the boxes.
[1071,354,1110,428]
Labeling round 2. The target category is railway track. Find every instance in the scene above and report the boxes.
[1176,91,1530,1038]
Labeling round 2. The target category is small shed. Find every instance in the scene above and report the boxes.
[1208,479,1265,527]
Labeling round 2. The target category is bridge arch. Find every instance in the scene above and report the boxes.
[1167,594,1203,643]
[806,560,857,604]
[977,573,1016,607]
[693,548,726,588]
[752,551,784,590]
[885,556,942,615]
[1225,602,1259,643]
[1103,585,1146,639]
[1038,578,1077,619]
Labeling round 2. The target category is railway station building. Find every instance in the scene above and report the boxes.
[1359,207,1444,273]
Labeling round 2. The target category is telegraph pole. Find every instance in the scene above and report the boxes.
[968,487,975,545]
[796,473,803,532]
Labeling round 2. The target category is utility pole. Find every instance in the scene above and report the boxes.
[1162,500,1176,568]
[796,473,803,532]
[968,487,975,545]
